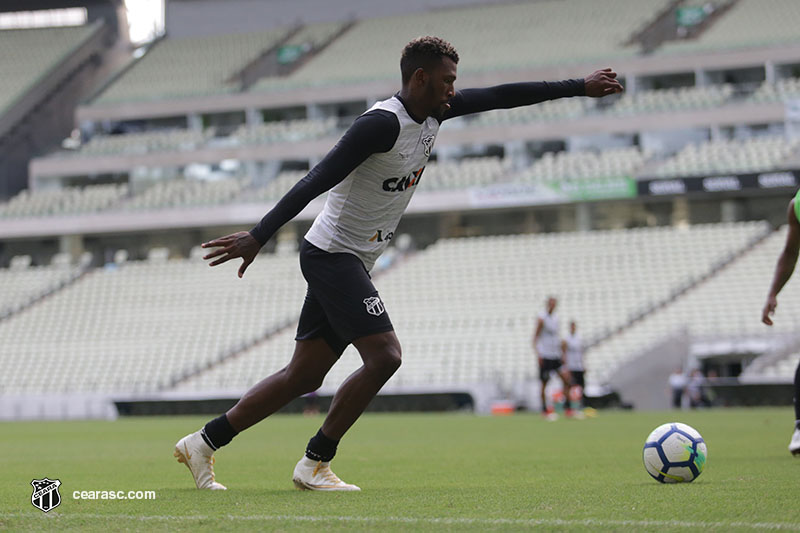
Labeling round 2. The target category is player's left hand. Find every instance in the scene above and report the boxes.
[762,295,778,326]
[584,68,624,97]
[201,231,261,278]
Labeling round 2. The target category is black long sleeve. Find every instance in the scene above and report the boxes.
[441,79,585,121]
[249,110,400,245]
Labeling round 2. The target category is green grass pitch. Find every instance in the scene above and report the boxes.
[2,408,799,532]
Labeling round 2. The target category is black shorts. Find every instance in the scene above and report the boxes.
[539,358,562,382]
[569,370,585,389]
[295,239,394,356]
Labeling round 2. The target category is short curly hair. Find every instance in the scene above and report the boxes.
[400,36,459,84]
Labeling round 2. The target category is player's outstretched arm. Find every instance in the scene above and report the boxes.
[762,200,800,325]
[201,111,398,278]
[442,69,622,120]
[583,68,624,98]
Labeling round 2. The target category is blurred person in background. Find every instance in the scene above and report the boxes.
[668,366,687,409]
[762,190,800,455]
[534,296,568,419]
[561,320,585,418]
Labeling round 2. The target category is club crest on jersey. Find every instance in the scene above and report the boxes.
[363,296,385,316]
[421,134,435,157]
[31,478,61,513]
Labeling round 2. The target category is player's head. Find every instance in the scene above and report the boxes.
[546,296,557,313]
[570,321,577,334]
[401,36,459,117]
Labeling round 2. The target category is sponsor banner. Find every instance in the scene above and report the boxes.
[469,177,635,208]
[637,170,800,197]
[557,177,637,201]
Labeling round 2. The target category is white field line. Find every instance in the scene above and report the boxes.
[2,513,800,530]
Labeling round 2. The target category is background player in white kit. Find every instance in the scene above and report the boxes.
[533,296,570,419]
[173,37,623,491]
[561,320,586,418]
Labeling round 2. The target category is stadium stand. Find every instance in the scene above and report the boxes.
[173,222,769,393]
[513,147,647,183]
[229,118,338,146]
[608,84,735,115]
[0,184,129,218]
[239,170,307,203]
[94,28,288,103]
[64,128,215,157]
[747,352,800,381]
[658,0,800,54]
[589,225,799,385]
[252,0,671,90]
[119,177,249,211]
[0,247,306,395]
[0,253,88,317]
[470,98,591,126]
[649,135,800,177]
[0,23,99,115]
[749,77,800,104]
[281,21,346,50]
[415,157,509,191]
[6,0,800,417]
[469,85,737,127]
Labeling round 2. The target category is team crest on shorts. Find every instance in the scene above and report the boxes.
[363,296,385,316]
[31,478,61,513]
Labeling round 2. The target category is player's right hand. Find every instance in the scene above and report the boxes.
[761,295,777,326]
[201,231,261,278]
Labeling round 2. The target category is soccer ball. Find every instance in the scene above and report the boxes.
[642,422,707,483]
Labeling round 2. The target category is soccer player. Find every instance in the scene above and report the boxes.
[762,191,800,456]
[174,36,624,491]
[533,296,569,419]
[561,320,585,417]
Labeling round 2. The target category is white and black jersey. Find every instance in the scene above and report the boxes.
[536,311,560,359]
[305,97,439,270]
[564,333,584,372]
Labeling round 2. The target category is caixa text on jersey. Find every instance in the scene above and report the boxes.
[382,167,425,192]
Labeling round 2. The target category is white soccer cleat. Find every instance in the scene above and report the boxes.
[174,431,227,490]
[789,428,800,456]
[292,456,361,491]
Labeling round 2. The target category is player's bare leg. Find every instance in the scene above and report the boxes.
[293,330,401,491]
[790,362,800,456]
[539,378,548,416]
[321,331,401,438]
[226,338,339,431]
[558,369,576,416]
[175,338,338,489]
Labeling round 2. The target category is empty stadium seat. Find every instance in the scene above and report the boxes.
[657,0,800,54]
[0,24,98,114]
[173,222,769,393]
[651,135,799,177]
[0,250,306,394]
[253,0,671,91]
